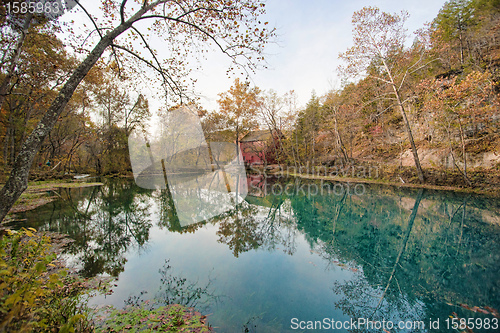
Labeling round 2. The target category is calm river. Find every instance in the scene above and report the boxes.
[11,177,500,332]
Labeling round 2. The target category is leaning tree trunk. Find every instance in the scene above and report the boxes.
[332,106,349,163]
[381,58,425,183]
[0,15,140,222]
[391,85,425,183]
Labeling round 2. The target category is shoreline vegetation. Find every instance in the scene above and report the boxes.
[281,168,500,197]
[6,159,498,221]
[0,228,213,332]
[5,180,104,215]
[4,160,499,218]
[251,161,500,196]
[288,172,500,197]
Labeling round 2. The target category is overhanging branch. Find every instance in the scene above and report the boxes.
[75,0,124,77]
[130,25,184,98]
[110,43,183,99]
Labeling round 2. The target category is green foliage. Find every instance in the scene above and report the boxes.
[434,0,475,42]
[473,0,500,13]
[95,303,212,332]
[291,93,325,165]
[431,0,500,70]
[0,228,90,332]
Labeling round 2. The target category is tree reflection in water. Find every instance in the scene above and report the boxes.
[321,187,500,331]
[213,193,298,257]
[73,181,153,277]
[155,188,205,234]
[156,259,219,310]
[16,180,154,277]
[331,189,426,331]
[15,177,500,331]
[124,259,220,312]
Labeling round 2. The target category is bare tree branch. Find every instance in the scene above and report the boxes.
[130,25,184,99]
[75,0,125,77]
[120,0,128,23]
[111,43,183,98]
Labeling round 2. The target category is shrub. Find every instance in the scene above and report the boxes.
[0,228,91,332]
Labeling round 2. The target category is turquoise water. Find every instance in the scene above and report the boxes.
[11,177,500,332]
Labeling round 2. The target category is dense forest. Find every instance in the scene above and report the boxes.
[1,0,499,186]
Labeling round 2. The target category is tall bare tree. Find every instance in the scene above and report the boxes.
[339,7,427,182]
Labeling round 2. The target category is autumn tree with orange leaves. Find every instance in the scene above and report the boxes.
[217,78,261,155]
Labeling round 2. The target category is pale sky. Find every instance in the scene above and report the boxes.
[190,0,448,111]
[60,0,448,114]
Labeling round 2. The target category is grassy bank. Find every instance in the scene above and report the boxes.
[6,180,104,215]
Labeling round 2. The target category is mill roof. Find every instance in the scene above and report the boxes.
[240,130,273,142]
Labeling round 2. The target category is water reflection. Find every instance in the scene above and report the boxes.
[12,181,153,277]
[215,193,299,257]
[156,259,219,310]
[13,177,500,332]
[124,259,219,311]
[332,189,426,331]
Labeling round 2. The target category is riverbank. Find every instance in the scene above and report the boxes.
[285,172,500,197]
[1,178,213,331]
[4,166,499,218]
[259,164,500,197]
[0,228,213,332]
[6,180,104,215]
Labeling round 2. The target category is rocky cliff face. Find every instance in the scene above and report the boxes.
[400,148,500,169]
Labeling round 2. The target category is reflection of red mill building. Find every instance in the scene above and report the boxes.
[246,174,267,197]
[239,129,282,166]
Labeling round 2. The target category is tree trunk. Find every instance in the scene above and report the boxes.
[457,118,469,184]
[380,58,425,183]
[332,107,348,163]
[235,124,240,162]
[311,135,315,166]
[372,188,424,314]
[458,24,464,65]
[445,123,470,185]
[392,85,425,182]
[0,20,135,222]
[3,112,14,168]
[0,13,33,110]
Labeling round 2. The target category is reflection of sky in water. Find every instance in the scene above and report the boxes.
[89,221,354,332]
[12,181,500,333]
[129,106,248,227]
